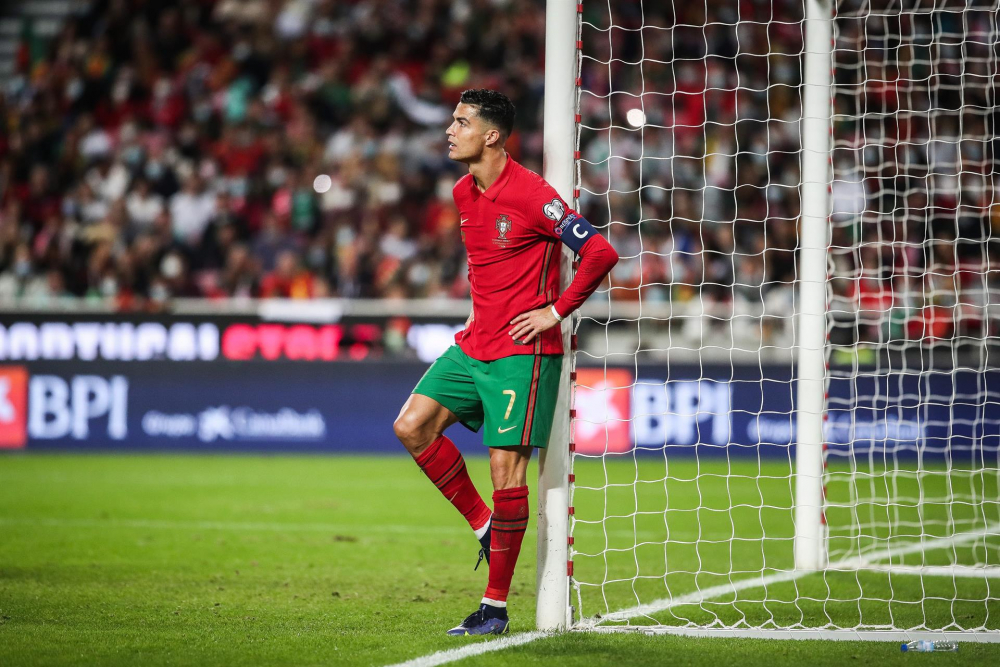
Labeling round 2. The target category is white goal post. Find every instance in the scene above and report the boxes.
[538,0,1000,640]
[536,0,579,632]
[793,0,832,573]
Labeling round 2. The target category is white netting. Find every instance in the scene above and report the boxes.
[569,0,1000,637]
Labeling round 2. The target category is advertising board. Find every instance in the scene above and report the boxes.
[2,358,995,458]
[1,362,466,453]
[573,366,1000,460]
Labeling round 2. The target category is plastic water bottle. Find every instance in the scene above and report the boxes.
[901,640,959,652]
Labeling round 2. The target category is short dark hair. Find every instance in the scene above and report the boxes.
[459,89,516,139]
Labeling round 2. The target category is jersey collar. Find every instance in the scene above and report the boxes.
[471,153,515,202]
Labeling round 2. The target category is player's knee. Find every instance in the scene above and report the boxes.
[392,413,414,444]
[393,411,426,449]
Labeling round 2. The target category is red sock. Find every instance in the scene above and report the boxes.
[414,436,492,532]
[483,486,529,603]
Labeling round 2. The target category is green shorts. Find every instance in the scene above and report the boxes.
[413,345,563,448]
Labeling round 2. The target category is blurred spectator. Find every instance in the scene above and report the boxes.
[126,178,164,230]
[170,175,217,246]
[260,249,322,299]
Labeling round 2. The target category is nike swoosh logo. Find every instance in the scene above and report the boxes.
[460,217,469,225]
[498,425,518,434]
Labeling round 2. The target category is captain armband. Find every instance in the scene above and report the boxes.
[552,213,599,255]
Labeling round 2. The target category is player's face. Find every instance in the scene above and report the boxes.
[446,103,490,163]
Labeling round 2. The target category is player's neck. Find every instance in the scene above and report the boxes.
[469,150,508,193]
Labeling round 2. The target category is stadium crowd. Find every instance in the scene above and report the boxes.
[0,0,996,346]
[0,0,548,309]
[575,1,999,347]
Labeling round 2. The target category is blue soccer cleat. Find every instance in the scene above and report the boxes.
[474,520,491,570]
[446,604,509,636]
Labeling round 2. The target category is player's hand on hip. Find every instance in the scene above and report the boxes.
[509,307,559,344]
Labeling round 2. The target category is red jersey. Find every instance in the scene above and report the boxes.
[452,157,581,361]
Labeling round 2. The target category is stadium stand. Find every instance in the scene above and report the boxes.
[0,0,547,308]
[0,0,995,348]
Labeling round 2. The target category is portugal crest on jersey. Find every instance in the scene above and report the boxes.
[494,214,512,247]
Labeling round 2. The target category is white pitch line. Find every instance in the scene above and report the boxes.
[587,522,1000,626]
[585,568,808,625]
[834,523,1000,570]
[384,632,549,667]
[854,564,1000,578]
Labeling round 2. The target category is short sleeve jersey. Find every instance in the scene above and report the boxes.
[452,156,577,362]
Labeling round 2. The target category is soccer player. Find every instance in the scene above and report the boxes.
[393,89,619,635]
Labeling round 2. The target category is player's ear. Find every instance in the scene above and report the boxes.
[485,128,501,147]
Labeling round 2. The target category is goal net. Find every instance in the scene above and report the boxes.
[563,0,1000,639]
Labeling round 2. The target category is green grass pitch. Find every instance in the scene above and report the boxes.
[0,454,997,666]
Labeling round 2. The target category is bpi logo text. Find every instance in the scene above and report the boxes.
[0,368,129,444]
[29,375,128,440]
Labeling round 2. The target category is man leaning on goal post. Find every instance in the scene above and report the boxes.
[393,89,618,635]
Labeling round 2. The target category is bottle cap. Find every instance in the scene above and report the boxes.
[900,643,908,652]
